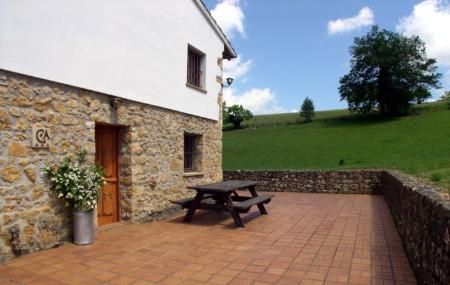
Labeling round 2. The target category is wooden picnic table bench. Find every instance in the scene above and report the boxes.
[172,180,273,227]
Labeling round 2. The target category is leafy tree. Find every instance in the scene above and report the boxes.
[442,91,450,109]
[339,26,441,116]
[300,97,315,122]
[225,104,253,129]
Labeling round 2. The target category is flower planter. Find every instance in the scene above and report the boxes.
[73,209,94,245]
[45,151,104,245]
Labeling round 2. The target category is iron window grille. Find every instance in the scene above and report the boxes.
[187,46,204,88]
[184,134,200,172]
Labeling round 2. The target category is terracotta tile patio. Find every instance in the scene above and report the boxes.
[0,193,416,285]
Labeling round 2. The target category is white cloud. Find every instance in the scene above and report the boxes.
[211,1,286,114]
[223,88,286,114]
[223,55,253,81]
[328,7,374,35]
[397,0,450,67]
[211,0,245,38]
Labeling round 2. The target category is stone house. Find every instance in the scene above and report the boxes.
[0,0,236,261]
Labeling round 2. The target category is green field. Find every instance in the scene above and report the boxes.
[223,102,450,194]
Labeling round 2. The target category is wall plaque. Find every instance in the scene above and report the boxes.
[32,125,50,148]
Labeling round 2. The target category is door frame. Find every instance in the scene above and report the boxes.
[95,123,121,226]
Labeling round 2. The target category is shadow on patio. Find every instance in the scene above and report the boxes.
[0,193,416,285]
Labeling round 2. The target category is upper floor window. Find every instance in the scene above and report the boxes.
[187,45,206,91]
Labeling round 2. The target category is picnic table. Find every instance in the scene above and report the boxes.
[173,180,273,227]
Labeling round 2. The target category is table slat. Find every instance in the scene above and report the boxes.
[187,180,259,193]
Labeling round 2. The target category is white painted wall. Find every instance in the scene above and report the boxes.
[0,0,227,120]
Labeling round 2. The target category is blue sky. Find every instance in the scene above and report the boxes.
[204,0,450,114]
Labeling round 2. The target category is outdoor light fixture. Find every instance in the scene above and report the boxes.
[222,77,234,87]
[110,97,123,110]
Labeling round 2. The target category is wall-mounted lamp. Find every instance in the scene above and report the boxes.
[222,77,234,87]
[111,97,123,110]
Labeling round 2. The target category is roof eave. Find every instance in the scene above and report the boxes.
[194,0,237,59]
[223,45,236,60]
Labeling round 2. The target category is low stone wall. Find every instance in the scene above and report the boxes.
[224,170,450,285]
[382,171,449,285]
[223,170,384,194]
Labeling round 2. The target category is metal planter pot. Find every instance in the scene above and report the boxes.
[73,209,94,245]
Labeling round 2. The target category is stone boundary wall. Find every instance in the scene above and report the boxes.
[224,170,450,284]
[382,171,449,285]
[223,170,384,194]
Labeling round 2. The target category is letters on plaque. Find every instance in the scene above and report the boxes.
[32,125,50,148]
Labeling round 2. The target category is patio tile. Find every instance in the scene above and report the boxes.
[0,193,416,284]
[278,275,303,284]
[245,264,266,273]
[189,271,213,282]
[256,272,282,283]
[142,272,167,283]
[237,270,260,281]
[208,275,234,284]
[131,281,155,285]
[81,268,119,281]
[219,268,241,278]
[109,275,138,285]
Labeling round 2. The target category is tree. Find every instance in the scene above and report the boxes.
[339,26,441,116]
[224,104,253,129]
[300,97,315,122]
[442,91,450,109]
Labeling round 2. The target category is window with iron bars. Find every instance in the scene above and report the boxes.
[184,133,201,172]
[187,46,205,89]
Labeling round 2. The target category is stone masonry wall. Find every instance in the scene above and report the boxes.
[0,69,223,261]
[223,170,384,194]
[382,171,449,285]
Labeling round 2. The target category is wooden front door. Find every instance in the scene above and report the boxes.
[95,126,119,226]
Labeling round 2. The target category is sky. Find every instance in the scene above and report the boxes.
[203,0,450,114]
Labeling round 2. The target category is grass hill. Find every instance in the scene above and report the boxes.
[223,101,450,194]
